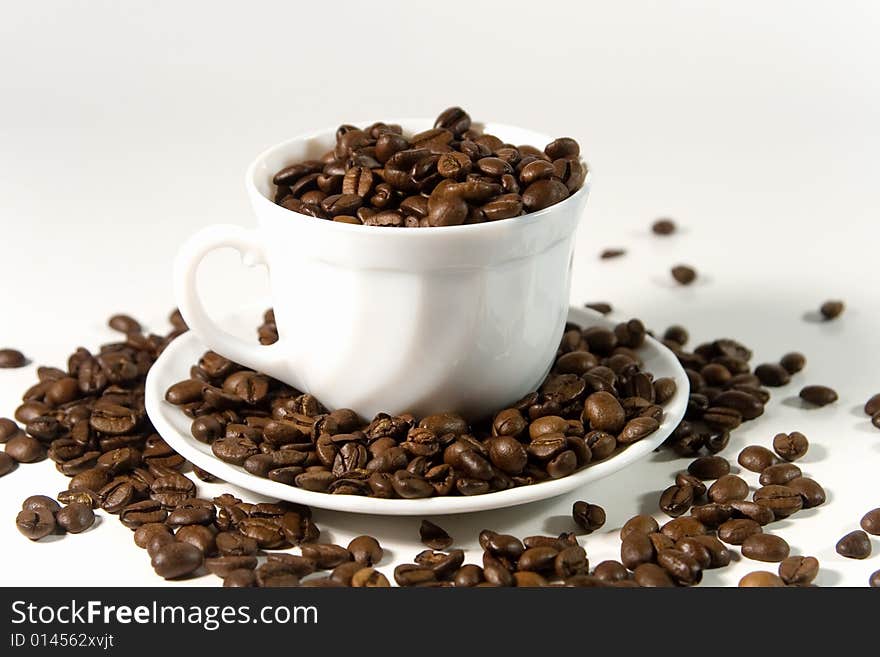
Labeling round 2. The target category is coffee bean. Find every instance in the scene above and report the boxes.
[301,543,352,569]
[778,555,819,585]
[55,502,95,533]
[786,477,825,508]
[742,533,790,562]
[205,556,258,578]
[420,520,452,550]
[620,531,655,569]
[134,523,171,549]
[865,394,880,416]
[819,300,844,319]
[739,571,785,587]
[657,548,702,586]
[759,463,802,486]
[738,445,779,473]
[688,455,730,480]
[799,385,838,406]
[861,508,880,535]
[348,535,383,566]
[600,248,625,259]
[618,417,659,444]
[120,500,167,529]
[108,314,141,334]
[675,472,707,498]
[752,363,789,387]
[0,451,15,476]
[708,475,749,504]
[652,218,676,235]
[572,501,605,533]
[351,567,391,587]
[5,433,45,463]
[659,484,694,518]
[16,507,56,540]
[0,348,27,368]
[394,563,438,587]
[779,352,806,374]
[753,485,803,518]
[486,435,527,474]
[836,530,871,559]
[671,265,696,285]
[633,563,674,587]
[871,570,880,588]
[690,503,732,528]
[224,569,256,587]
[718,519,762,545]
[620,514,659,541]
[772,431,809,462]
[522,178,569,212]
[0,417,21,443]
[151,542,203,579]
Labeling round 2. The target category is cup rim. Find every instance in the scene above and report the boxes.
[245,117,590,236]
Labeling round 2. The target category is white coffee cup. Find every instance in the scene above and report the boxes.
[174,119,590,420]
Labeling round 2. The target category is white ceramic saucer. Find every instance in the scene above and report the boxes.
[145,305,688,515]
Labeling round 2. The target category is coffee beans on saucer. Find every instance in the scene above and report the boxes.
[271,108,586,227]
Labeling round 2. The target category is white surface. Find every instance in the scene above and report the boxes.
[146,305,687,515]
[175,120,589,419]
[0,0,879,586]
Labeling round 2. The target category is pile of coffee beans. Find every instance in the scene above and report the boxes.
[165,314,672,498]
[271,107,586,227]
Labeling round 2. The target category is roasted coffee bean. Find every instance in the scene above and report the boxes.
[22,495,61,514]
[728,501,775,526]
[348,535,383,566]
[620,514,659,541]
[778,555,819,585]
[167,499,216,526]
[675,472,707,498]
[572,501,605,533]
[659,484,694,518]
[799,385,838,406]
[753,485,803,518]
[688,455,730,480]
[591,560,629,583]
[759,463,802,486]
[780,352,806,374]
[754,363,790,387]
[633,563,674,587]
[205,556,258,578]
[151,541,203,579]
[394,564,438,587]
[772,431,809,462]
[861,508,880,535]
[0,417,21,443]
[150,473,195,508]
[522,178,569,212]
[350,567,390,587]
[739,571,785,587]
[0,348,27,368]
[554,545,589,578]
[660,517,707,542]
[865,393,880,416]
[0,452,15,476]
[657,549,702,586]
[742,533,790,562]
[175,525,217,556]
[55,502,95,533]
[618,417,659,444]
[708,475,749,504]
[652,218,676,235]
[301,543,352,569]
[583,392,625,433]
[5,433,44,463]
[819,300,844,319]
[16,507,56,540]
[215,531,258,557]
[738,445,779,473]
[690,503,732,528]
[671,265,696,285]
[718,519,762,545]
[419,520,452,550]
[120,500,167,529]
[836,530,871,559]
[108,314,141,334]
[620,531,655,570]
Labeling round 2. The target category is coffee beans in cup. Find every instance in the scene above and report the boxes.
[271,108,586,227]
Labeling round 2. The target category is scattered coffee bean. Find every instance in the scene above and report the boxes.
[584,302,612,315]
[348,535,383,566]
[671,265,696,285]
[16,507,56,540]
[779,352,806,374]
[778,555,819,585]
[860,508,880,535]
[108,314,142,334]
[718,519,762,545]
[819,300,844,320]
[600,248,625,259]
[772,431,809,462]
[741,533,790,562]
[865,394,880,417]
[835,530,871,559]
[739,571,785,587]
[55,502,95,534]
[753,485,803,518]
[786,477,825,508]
[754,363,790,387]
[738,445,779,473]
[0,449,15,476]
[0,348,27,368]
[759,463,802,486]
[572,501,606,533]
[870,570,880,588]
[659,484,694,518]
[708,475,749,504]
[688,455,730,480]
[799,385,838,407]
[651,218,676,235]
[420,520,453,550]
[151,542,204,579]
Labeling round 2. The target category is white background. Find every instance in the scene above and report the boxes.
[1,0,879,586]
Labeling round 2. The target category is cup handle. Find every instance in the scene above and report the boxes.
[174,224,288,382]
